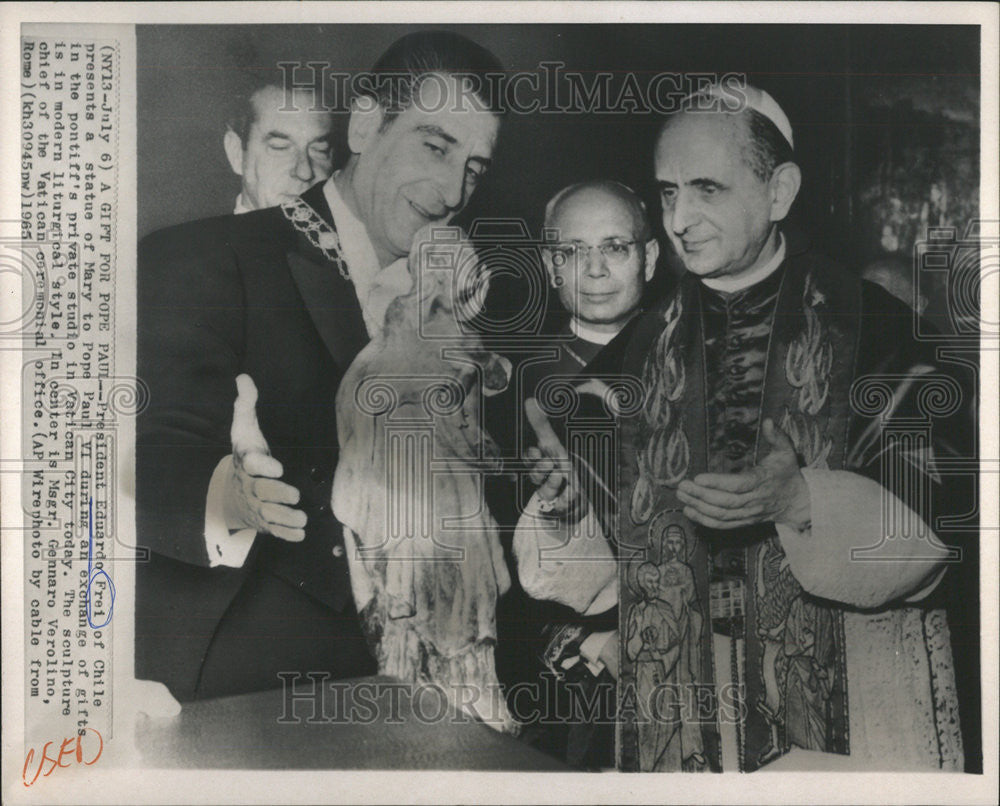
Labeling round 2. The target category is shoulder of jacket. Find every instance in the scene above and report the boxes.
[139,208,291,259]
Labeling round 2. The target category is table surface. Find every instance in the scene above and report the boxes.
[136,676,570,771]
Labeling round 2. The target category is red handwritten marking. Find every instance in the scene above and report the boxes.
[22,728,103,787]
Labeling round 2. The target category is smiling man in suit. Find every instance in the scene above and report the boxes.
[136,30,504,701]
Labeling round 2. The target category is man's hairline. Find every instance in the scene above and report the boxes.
[544,183,652,243]
[372,71,503,132]
[230,83,334,144]
[354,89,501,171]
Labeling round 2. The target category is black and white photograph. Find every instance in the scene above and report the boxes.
[2,3,997,804]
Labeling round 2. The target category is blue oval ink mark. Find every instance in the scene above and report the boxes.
[86,496,115,629]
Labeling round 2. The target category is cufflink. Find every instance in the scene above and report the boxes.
[331,545,345,558]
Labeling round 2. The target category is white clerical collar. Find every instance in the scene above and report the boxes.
[701,234,786,294]
[569,318,623,346]
[233,194,253,215]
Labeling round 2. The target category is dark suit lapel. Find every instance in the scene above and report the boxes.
[284,181,370,370]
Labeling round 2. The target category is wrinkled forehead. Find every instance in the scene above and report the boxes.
[548,186,647,240]
[654,111,749,171]
[397,73,500,141]
[408,72,486,112]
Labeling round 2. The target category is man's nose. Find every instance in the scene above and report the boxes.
[669,190,698,236]
[440,164,466,212]
[292,150,316,183]
[583,247,609,277]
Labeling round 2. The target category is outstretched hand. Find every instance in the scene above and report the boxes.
[676,418,811,531]
[224,374,307,542]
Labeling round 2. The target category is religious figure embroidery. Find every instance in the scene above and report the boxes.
[625,515,707,771]
[753,271,838,764]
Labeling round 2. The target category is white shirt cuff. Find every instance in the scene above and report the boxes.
[584,579,618,618]
[512,492,617,615]
[204,455,256,568]
[776,468,948,609]
[579,630,615,675]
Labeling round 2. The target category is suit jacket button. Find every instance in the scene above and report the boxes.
[310,466,327,484]
[331,545,345,558]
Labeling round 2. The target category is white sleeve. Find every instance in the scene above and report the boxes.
[204,455,256,568]
[512,493,617,615]
[775,468,949,609]
[579,630,616,675]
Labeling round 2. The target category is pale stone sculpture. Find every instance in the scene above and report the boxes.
[332,228,515,731]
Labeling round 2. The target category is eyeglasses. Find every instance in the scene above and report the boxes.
[546,239,640,268]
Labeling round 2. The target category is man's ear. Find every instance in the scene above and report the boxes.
[223,129,245,176]
[768,162,801,223]
[347,96,387,154]
[643,238,660,283]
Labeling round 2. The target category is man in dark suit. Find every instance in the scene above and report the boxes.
[136,31,504,701]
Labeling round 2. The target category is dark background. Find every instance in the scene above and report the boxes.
[136,23,982,772]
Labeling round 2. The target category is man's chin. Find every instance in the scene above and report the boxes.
[681,259,726,278]
[396,228,422,255]
[397,220,453,255]
[259,192,304,208]
[578,306,630,326]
